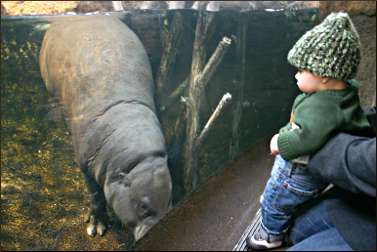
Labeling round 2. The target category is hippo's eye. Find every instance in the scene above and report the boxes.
[117,172,131,186]
[119,172,126,179]
[139,202,148,212]
[138,202,152,218]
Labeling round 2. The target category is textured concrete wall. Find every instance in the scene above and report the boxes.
[353,14,376,108]
[319,1,376,18]
[319,1,376,108]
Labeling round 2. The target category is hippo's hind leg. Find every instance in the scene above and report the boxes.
[82,171,109,237]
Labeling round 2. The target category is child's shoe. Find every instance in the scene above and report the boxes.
[246,226,283,250]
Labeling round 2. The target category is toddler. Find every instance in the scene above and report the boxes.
[247,12,372,250]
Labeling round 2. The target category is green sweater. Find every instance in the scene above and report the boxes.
[277,80,371,161]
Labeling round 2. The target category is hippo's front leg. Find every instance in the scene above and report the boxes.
[82,171,109,237]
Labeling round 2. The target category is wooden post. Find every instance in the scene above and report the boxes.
[183,9,232,193]
[183,10,215,193]
[111,1,124,11]
[230,13,248,160]
[155,11,185,112]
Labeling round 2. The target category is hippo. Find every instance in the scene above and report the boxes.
[39,15,172,241]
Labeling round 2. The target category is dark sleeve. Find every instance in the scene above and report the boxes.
[278,97,343,160]
[308,133,376,197]
[278,94,306,134]
[279,122,291,134]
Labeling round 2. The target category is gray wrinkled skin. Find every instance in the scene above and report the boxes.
[39,16,172,241]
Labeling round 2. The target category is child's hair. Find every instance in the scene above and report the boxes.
[287,12,361,81]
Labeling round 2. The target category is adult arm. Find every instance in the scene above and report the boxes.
[308,133,376,197]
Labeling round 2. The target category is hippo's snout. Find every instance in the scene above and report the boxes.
[104,156,172,241]
[134,216,157,241]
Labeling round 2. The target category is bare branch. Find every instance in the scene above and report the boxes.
[196,92,232,148]
[160,77,189,112]
[197,36,232,89]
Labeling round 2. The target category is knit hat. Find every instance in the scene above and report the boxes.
[287,12,361,81]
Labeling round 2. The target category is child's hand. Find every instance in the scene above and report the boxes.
[270,134,279,156]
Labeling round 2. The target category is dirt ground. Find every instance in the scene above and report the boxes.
[1,1,80,15]
[1,1,148,15]
[0,65,131,250]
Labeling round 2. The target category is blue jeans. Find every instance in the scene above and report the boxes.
[260,155,327,236]
[287,201,353,251]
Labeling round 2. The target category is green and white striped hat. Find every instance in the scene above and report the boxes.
[287,12,361,81]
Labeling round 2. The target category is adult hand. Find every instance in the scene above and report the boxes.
[270,134,279,156]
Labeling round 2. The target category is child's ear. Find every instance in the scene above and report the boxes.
[321,77,330,84]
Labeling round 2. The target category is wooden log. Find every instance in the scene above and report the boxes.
[183,11,216,193]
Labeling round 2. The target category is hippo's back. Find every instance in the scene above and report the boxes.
[39,16,155,120]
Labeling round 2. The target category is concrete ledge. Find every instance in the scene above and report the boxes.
[135,138,273,251]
